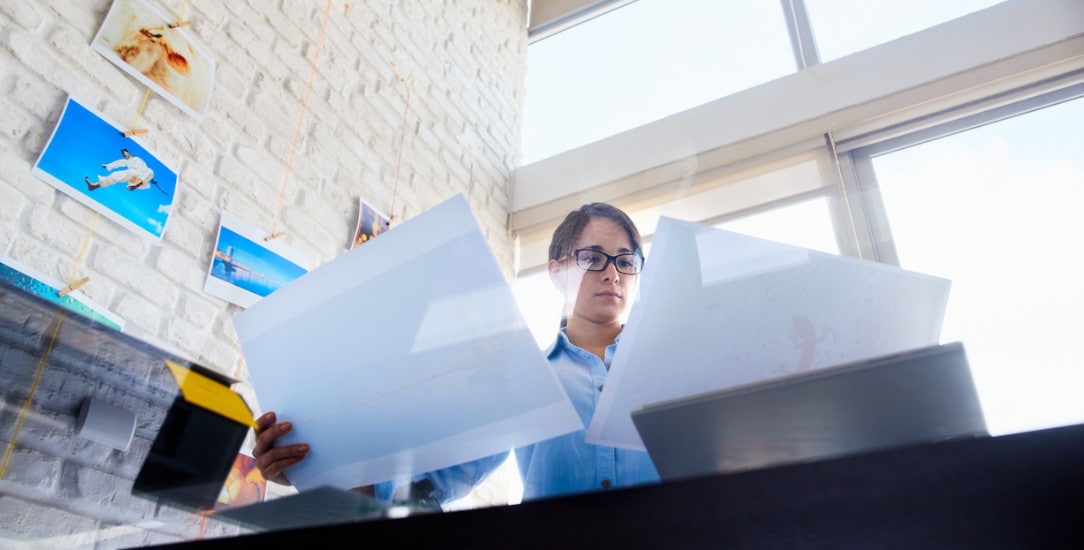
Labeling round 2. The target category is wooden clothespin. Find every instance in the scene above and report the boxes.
[264,231,285,242]
[58,277,90,298]
[123,128,149,137]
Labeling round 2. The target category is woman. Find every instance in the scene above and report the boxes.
[253,203,659,504]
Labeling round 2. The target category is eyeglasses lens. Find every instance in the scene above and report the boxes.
[574,250,642,274]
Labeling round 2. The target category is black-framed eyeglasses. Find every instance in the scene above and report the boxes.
[570,248,643,275]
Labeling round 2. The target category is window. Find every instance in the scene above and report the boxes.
[856,95,1084,435]
[522,0,794,163]
[514,268,565,348]
[716,196,839,255]
[804,0,1006,62]
[514,0,1083,455]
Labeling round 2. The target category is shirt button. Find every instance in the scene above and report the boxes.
[597,384,604,392]
[601,479,612,489]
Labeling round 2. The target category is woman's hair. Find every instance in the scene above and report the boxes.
[548,203,643,262]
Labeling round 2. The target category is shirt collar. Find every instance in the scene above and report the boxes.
[544,329,569,360]
[545,326,625,360]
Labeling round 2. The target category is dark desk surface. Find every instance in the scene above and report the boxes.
[158,422,1084,548]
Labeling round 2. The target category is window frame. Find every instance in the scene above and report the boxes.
[512,0,1084,276]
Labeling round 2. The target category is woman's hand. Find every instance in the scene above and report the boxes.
[252,411,309,485]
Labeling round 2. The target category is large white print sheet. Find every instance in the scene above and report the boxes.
[586,216,951,450]
[235,195,581,490]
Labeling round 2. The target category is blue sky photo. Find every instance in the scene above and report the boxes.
[212,225,308,297]
[33,97,177,239]
[0,262,123,331]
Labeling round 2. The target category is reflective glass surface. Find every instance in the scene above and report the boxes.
[805,0,1005,62]
[522,0,794,163]
[0,281,404,547]
[870,96,1084,436]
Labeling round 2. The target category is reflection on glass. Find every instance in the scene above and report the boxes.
[587,216,950,449]
[234,195,581,492]
[0,278,245,544]
[871,96,1084,435]
[805,0,1005,62]
[0,257,124,330]
[523,0,793,163]
[514,269,564,347]
[717,196,839,254]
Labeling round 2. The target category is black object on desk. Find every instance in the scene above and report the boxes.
[131,366,250,512]
[151,422,1084,548]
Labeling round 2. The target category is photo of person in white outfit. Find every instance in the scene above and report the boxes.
[85,148,156,192]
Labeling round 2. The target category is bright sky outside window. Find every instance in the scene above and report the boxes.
[522,0,794,164]
[870,96,1084,436]
[804,0,1006,62]
[716,197,839,255]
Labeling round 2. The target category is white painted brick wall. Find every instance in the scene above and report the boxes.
[1,0,528,546]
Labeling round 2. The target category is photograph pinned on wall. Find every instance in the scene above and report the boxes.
[92,0,215,120]
[0,256,124,332]
[204,211,310,309]
[351,198,391,249]
[31,96,178,243]
[214,448,267,510]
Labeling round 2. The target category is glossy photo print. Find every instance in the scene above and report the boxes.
[32,97,178,242]
[204,211,309,308]
[351,197,391,249]
[0,256,124,331]
[214,450,267,510]
[92,0,215,119]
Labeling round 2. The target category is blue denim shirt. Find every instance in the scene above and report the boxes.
[515,329,659,500]
[376,329,659,504]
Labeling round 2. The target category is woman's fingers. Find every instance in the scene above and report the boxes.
[253,414,288,455]
[254,411,276,433]
[257,444,309,485]
[251,411,309,485]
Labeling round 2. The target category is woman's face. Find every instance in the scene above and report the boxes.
[549,217,638,326]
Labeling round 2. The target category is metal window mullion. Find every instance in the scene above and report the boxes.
[843,150,900,266]
[836,72,1084,155]
[780,0,821,70]
[835,79,1084,269]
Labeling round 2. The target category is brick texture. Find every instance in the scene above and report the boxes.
[0,0,528,546]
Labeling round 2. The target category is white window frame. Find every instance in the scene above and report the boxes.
[511,0,1084,276]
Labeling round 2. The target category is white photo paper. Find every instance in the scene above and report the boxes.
[204,212,310,309]
[32,97,178,243]
[587,216,952,450]
[234,195,581,491]
[92,0,215,119]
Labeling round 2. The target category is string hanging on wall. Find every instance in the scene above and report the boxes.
[0,309,67,481]
[0,174,104,477]
[0,187,103,479]
[266,0,335,242]
[1,14,172,473]
[122,88,152,137]
[388,62,412,227]
[58,213,99,297]
[61,86,153,297]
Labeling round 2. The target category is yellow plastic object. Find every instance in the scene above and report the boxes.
[165,360,255,428]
